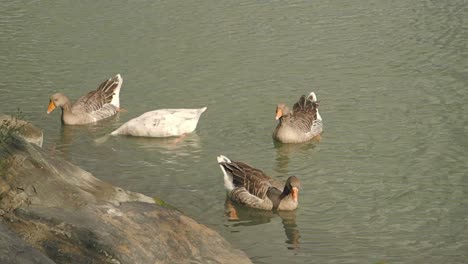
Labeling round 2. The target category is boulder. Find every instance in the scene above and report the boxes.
[0,135,251,264]
[0,114,43,147]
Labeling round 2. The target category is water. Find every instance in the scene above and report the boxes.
[1,1,467,263]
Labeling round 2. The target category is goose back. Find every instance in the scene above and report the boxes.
[110,107,207,137]
[69,75,122,123]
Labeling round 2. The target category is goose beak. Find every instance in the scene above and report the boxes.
[292,187,299,202]
[275,108,282,120]
[47,101,56,114]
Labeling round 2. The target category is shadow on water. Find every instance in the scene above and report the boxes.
[224,198,301,250]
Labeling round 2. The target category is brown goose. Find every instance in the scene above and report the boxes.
[47,74,123,125]
[217,155,300,211]
[273,91,323,143]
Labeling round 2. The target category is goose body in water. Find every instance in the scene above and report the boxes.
[217,155,300,211]
[273,91,323,143]
[110,107,207,137]
[47,74,123,125]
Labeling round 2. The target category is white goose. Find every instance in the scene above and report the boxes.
[110,107,207,137]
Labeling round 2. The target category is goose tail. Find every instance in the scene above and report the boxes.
[110,74,123,108]
[307,91,318,102]
[217,155,235,191]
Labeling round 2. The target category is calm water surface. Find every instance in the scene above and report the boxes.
[1,1,467,263]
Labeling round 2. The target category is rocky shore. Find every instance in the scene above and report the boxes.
[0,115,251,264]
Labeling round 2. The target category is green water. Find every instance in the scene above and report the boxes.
[1,1,467,263]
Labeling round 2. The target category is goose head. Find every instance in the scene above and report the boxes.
[47,93,68,114]
[275,104,291,120]
[284,176,300,202]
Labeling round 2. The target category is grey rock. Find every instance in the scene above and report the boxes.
[0,222,56,264]
[0,135,251,264]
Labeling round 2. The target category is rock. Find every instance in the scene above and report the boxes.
[0,135,251,264]
[0,222,56,264]
[1,114,43,147]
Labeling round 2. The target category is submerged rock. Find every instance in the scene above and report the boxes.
[0,135,251,264]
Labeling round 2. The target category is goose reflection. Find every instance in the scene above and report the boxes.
[113,133,203,166]
[48,117,118,160]
[273,139,319,175]
[128,133,202,153]
[224,199,301,249]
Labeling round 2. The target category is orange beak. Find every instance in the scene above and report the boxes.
[291,187,299,203]
[47,101,56,114]
[275,108,282,120]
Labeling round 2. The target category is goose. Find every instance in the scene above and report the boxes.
[47,74,123,125]
[110,107,207,137]
[217,155,300,211]
[273,91,323,143]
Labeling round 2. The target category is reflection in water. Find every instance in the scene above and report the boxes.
[129,133,202,153]
[224,198,300,250]
[273,139,319,175]
[47,116,119,160]
[107,133,203,166]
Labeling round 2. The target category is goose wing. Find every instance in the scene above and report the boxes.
[72,74,122,114]
[221,161,272,200]
[290,95,319,133]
